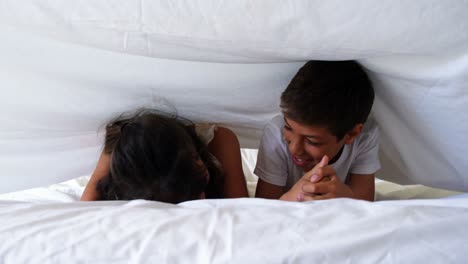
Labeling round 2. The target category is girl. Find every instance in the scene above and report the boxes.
[81,109,248,203]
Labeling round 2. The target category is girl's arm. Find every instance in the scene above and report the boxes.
[208,127,248,198]
[80,151,111,201]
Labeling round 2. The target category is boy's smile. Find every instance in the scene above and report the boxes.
[283,117,349,172]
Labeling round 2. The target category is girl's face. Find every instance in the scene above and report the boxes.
[283,117,349,172]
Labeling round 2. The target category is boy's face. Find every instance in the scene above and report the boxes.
[282,117,353,173]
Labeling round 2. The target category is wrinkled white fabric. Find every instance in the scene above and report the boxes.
[0,1,467,193]
[0,170,464,263]
[1,197,467,263]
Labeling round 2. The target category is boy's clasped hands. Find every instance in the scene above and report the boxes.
[281,156,354,202]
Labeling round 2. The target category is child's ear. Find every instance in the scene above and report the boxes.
[344,124,364,144]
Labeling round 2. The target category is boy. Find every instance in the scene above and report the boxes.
[254,61,380,202]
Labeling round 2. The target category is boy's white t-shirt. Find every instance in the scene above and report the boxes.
[254,115,381,190]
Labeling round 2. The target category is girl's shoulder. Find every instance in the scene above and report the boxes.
[195,124,239,152]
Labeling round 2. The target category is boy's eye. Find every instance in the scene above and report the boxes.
[305,139,321,146]
[284,125,292,131]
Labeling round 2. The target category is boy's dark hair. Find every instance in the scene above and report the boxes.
[280,60,374,140]
[97,109,224,203]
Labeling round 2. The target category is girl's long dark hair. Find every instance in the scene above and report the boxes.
[97,109,224,203]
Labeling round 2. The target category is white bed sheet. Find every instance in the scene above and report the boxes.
[1,149,466,263]
[1,194,467,263]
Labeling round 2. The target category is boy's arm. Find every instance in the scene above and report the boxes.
[255,178,284,199]
[289,156,374,201]
[254,119,290,199]
[300,171,374,201]
[304,123,379,202]
[80,151,111,201]
[342,123,379,201]
[208,127,248,198]
[346,173,375,201]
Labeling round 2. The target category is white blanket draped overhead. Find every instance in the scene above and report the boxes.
[1,1,467,193]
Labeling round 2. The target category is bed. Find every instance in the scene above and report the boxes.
[1,151,467,262]
[1,1,468,263]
